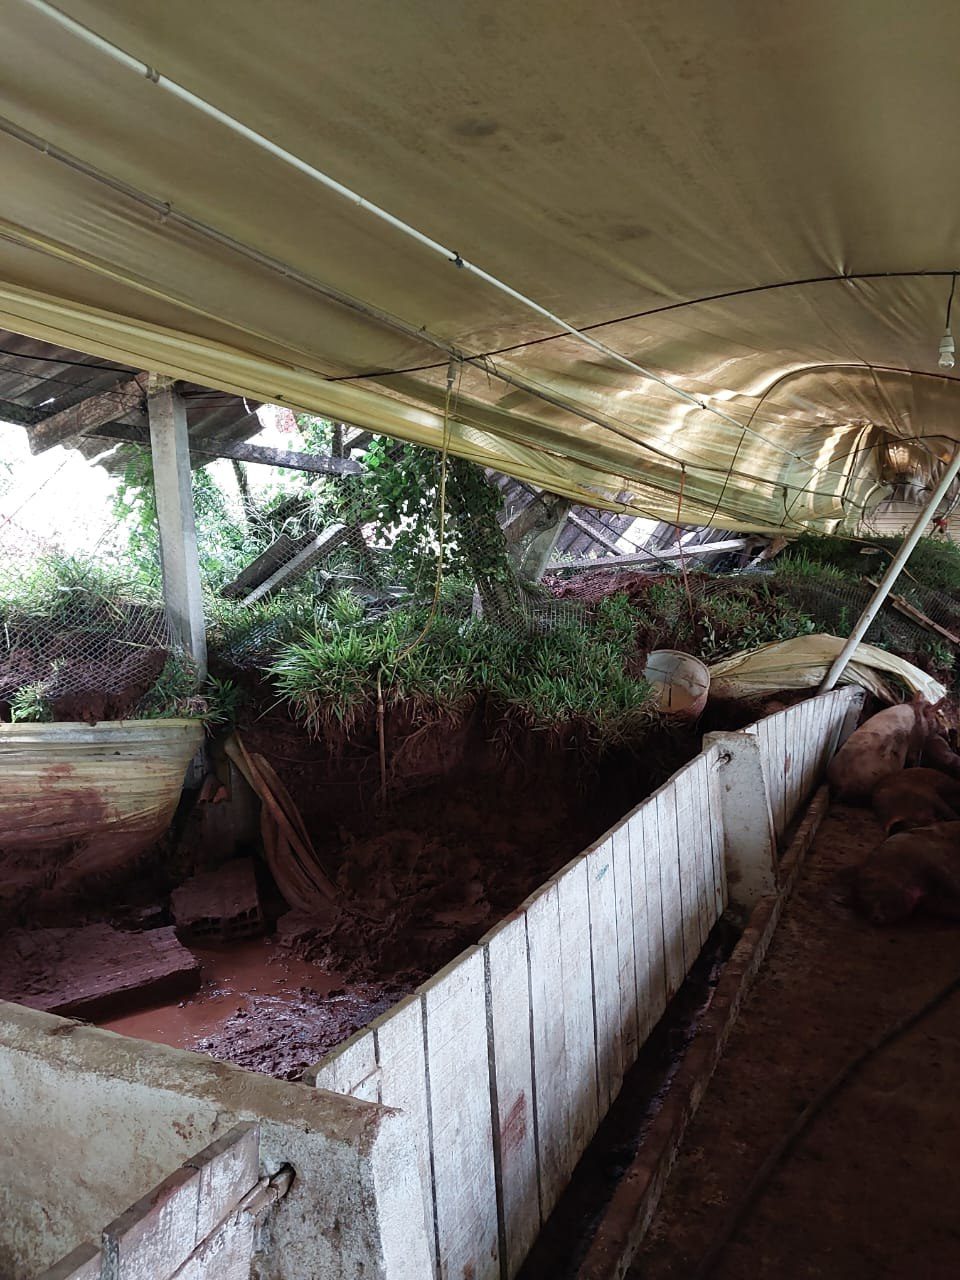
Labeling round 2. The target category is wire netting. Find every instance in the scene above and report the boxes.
[0,494,173,720]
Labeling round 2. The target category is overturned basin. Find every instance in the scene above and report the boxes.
[0,719,202,907]
[643,649,710,720]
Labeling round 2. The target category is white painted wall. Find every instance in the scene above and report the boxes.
[0,688,859,1280]
[0,1004,433,1280]
[307,688,859,1280]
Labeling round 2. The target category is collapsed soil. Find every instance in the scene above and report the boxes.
[237,703,702,985]
[630,804,960,1280]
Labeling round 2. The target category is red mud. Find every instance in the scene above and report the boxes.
[102,938,408,1081]
[239,705,701,983]
[631,805,960,1280]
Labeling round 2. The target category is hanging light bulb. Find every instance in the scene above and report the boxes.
[939,273,958,369]
[939,327,955,369]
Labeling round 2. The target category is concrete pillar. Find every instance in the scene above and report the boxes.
[504,492,572,580]
[147,376,207,678]
[703,731,778,910]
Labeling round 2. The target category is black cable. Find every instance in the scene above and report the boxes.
[0,344,129,372]
[689,971,960,1280]
[947,273,957,331]
[326,270,960,384]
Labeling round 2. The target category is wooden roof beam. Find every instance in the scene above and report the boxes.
[89,423,363,475]
[28,374,148,453]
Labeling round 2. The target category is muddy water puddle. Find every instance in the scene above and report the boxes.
[102,938,407,1080]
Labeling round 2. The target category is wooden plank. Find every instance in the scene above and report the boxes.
[866,575,960,645]
[655,787,685,998]
[705,746,727,917]
[801,698,819,804]
[483,916,539,1278]
[308,1028,379,1102]
[524,880,567,1219]
[186,1124,260,1244]
[241,523,349,605]
[672,765,703,960]
[556,859,600,1176]
[374,995,438,1277]
[813,693,835,779]
[771,712,788,841]
[37,1242,102,1280]
[611,821,640,1069]
[639,801,668,1033]
[102,1165,201,1280]
[422,948,499,1280]
[91,422,364,475]
[168,1212,255,1280]
[29,374,147,452]
[550,538,745,573]
[586,837,623,1113]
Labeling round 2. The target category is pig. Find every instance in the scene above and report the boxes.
[827,697,940,803]
[921,732,960,779]
[855,821,960,924]
[871,767,960,834]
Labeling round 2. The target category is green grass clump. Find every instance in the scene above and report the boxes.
[785,533,960,594]
[268,593,655,748]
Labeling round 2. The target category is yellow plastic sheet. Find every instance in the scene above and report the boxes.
[709,635,946,704]
[3,2,960,529]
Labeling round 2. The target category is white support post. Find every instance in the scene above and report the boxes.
[703,731,778,910]
[147,376,207,679]
[820,448,960,692]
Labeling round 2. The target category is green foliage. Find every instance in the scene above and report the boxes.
[625,576,815,663]
[0,552,162,631]
[8,681,53,723]
[268,603,654,747]
[786,532,960,595]
[136,658,242,729]
[355,443,516,608]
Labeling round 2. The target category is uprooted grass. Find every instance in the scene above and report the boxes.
[268,594,658,749]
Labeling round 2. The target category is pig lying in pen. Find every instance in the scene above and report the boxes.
[871,767,960,835]
[855,821,960,924]
[827,697,947,803]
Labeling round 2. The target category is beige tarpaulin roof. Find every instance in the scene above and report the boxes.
[3,0,960,531]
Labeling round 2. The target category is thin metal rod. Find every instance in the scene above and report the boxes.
[820,449,960,692]
[18,0,811,466]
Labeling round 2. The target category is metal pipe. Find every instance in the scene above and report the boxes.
[18,0,812,466]
[819,449,960,692]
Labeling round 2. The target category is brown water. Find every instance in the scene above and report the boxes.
[101,937,410,1079]
[102,939,342,1052]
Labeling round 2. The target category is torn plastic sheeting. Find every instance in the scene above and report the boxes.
[708,634,946,704]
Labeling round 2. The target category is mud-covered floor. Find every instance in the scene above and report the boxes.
[632,804,960,1280]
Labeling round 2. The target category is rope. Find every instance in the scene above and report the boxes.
[376,358,459,800]
[689,970,960,1280]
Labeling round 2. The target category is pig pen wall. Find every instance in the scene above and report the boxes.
[306,688,860,1280]
[0,689,859,1280]
[0,1003,433,1279]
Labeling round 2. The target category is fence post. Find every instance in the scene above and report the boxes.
[702,731,778,910]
